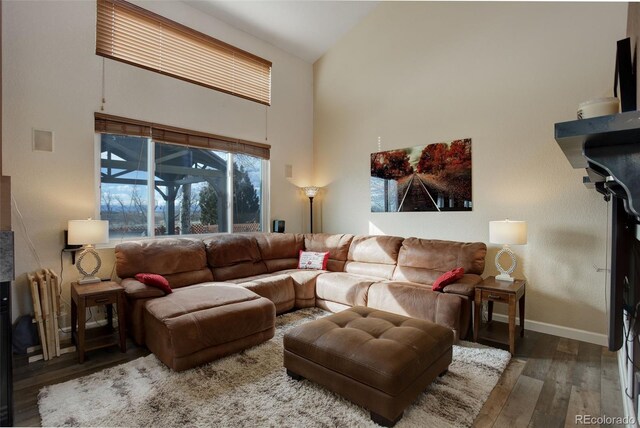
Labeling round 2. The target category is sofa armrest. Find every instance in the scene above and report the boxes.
[442,274,482,297]
[121,277,165,300]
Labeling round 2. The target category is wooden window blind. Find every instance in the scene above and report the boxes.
[95,113,271,159]
[96,0,272,105]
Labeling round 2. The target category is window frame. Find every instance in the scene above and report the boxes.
[94,121,270,242]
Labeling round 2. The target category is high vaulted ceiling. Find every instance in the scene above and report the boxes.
[184,1,379,63]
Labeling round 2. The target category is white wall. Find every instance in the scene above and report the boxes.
[4,0,314,322]
[314,2,626,341]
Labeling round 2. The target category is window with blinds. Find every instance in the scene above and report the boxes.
[94,113,271,159]
[96,0,272,105]
[95,113,269,238]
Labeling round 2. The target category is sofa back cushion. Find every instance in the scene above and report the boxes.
[392,238,487,285]
[254,233,304,272]
[204,234,268,281]
[115,238,213,289]
[303,233,354,272]
[344,235,404,279]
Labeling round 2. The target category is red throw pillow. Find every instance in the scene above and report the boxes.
[432,267,465,292]
[134,273,172,294]
[298,250,330,270]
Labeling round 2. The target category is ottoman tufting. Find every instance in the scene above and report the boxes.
[144,284,276,371]
[283,306,453,426]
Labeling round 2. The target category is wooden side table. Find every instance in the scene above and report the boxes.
[71,281,126,363]
[473,276,526,354]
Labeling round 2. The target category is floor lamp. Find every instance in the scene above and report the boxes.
[302,187,319,233]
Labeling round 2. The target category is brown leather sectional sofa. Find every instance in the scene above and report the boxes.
[115,233,486,350]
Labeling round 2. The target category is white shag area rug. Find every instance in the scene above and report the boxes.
[39,308,510,427]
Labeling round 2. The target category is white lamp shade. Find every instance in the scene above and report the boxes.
[302,186,319,198]
[68,219,109,245]
[489,220,527,245]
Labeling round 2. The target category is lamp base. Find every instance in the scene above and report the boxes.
[495,245,517,283]
[78,276,101,285]
[76,245,102,285]
[495,273,515,282]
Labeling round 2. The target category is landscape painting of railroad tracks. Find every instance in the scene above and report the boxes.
[370,139,472,212]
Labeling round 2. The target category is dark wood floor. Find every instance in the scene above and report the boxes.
[474,329,624,428]
[12,326,623,428]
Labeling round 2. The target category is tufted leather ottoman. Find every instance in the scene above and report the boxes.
[144,284,276,371]
[283,306,453,426]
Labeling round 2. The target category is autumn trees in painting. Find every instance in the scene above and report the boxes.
[370,139,472,212]
[371,150,414,180]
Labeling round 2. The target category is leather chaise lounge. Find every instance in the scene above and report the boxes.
[115,232,486,371]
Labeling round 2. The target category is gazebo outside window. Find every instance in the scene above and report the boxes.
[100,134,262,239]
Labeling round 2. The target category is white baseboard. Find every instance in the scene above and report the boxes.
[491,313,607,346]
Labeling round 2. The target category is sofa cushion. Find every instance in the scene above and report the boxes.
[304,233,354,272]
[347,235,404,264]
[367,281,462,341]
[287,269,323,308]
[344,235,404,280]
[393,238,487,285]
[254,233,304,272]
[442,274,483,297]
[145,284,260,320]
[224,273,295,314]
[204,234,268,281]
[223,269,324,309]
[163,270,216,289]
[239,278,294,314]
[315,272,377,307]
[115,238,213,288]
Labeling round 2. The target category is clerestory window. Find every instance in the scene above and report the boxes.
[96,0,272,105]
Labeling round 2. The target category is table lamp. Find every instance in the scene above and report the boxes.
[68,219,109,284]
[489,219,527,282]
